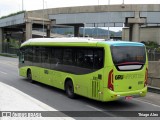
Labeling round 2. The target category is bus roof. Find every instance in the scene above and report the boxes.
[21,38,105,47]
[21,38,144,47]
[103,41,145,46]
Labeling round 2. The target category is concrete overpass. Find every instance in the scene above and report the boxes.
[1,4,160,53]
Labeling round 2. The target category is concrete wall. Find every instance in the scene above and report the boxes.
[0,28,2,53]
[148,61,160,88]
[122,27,160,44]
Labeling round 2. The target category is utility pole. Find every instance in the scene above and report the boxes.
[107,0,110,40]
[22,0,24,11]
[42,0,44,38]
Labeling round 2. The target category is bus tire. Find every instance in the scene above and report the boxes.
[27,69,34,83]
[65,80,76,99]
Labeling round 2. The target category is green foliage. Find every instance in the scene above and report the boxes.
[156,47,160,52]
[3,38,20,49]
[142,41,159,49]
[110,33,115,37]
[0,53,17,58]
[0,11,25,19]
[9,39,20,49]
[64,31,73,35]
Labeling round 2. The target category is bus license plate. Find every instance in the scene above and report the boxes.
[125,96,132,100]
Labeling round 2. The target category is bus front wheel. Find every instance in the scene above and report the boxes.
[65,80,76,99]
[27,69,34,83]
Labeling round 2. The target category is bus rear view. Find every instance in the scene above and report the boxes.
[104,42,148,101]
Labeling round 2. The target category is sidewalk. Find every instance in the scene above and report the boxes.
[0,82,74,120]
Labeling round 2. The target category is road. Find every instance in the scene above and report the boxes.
[0,56,160,120]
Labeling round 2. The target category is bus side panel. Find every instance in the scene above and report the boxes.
[31,67,66,89]
[72,74,90,97]
[19,67,28,77]
[71,69,104,101]
[50,70,67,90]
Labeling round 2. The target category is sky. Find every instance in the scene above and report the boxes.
[0,0,160,31]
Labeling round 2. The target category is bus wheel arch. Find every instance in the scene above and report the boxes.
[27,68,34,83]
[64,78,76,99]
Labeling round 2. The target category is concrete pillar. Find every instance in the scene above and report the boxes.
[132,23,140,42]
[132,12,140,42]
[22,30,25,43]
[129,25,133,41]
[127,11,146,42]
[0,28,3,53]
[25,21,32,40]
[74,26,79,37]
[47,25,51,38]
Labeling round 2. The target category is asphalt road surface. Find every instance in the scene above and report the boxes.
[0,56,160,120]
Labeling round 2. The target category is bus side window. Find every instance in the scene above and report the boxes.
[77,49,93,69]
[33,47,41,67]
[51,48,63,65]
[28,47,33,64]
[94,49,104,69]
[41,47,50,69]
[63,48,73,65]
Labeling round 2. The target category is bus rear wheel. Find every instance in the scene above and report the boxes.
[65,80,76,99]
[27,70,34,83]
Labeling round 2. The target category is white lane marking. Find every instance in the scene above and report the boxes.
[0,71,7,74]
[86,105,116,117]
[134,99,160,108]
[86,105,102,111]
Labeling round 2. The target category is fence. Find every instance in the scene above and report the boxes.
[147,49,160,61]
[2,43,19,55]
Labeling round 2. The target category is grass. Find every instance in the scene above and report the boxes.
[0,11,25,19]
[0,53,18,58]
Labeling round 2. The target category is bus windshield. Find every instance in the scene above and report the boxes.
[111,46,146,66]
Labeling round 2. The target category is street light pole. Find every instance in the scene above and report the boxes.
[22,0,23,10]
[107,0,110,40]
[42,0,44,38]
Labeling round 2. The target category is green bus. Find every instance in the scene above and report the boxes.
[19,38,148,102]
